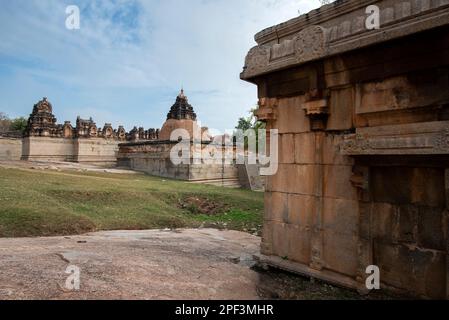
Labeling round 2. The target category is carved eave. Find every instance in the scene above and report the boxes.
[241,0,449,81]
[341,121,449,155]
[303,99,329,131]
[255,98,278,122]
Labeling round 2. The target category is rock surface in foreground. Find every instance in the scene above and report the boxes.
[0,229,260,300]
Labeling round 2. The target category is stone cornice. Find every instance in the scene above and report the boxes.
[341,121,449,155]
[241,0,449,81]
[254,0,376,45]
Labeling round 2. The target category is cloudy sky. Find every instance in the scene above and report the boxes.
[0,0,323,132]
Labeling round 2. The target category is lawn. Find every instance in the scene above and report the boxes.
[0,167,264,238]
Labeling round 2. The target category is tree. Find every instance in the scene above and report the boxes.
[0,112,11,133]
[235,107,266,131]
[10,117,28,134]
[234,106,267,151]
[236,117,252,132]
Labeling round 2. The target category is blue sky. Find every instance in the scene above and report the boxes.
[0,0,322,132]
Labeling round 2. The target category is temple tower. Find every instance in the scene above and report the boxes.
[159,89,201,141]
[24,97,61,137]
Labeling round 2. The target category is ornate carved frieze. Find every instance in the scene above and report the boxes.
[242,0,449,80]
[24,97,161,142]
[242,26,327,79]
[341,121,449,155]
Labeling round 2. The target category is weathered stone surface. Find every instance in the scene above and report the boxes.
[276,97,310,134]
[241,0,449,80]
[370,167,446,207]
[294,133,316,164]
[269,164,319,196]
[270,222,289,259]
[279,134,295,164]
[244,0,449,299]
[264,192,288,223]
[323,198,359,237]
[322,134,354,166]
[0,229,262,300]
[417,206,446,251]
[374,243,447,299]
[287,193,315,226]
[323,165,357,200]
[355,74,449,116]
[22,137,76,162]
[323,230,358,278]
[342,121,449,156]
[327,87,354,131]
[118,140,239,182]
[286,223,311,265]
[0,138,22,161]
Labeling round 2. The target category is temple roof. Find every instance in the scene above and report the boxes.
[32,97,53,114]
[167,89,197,121]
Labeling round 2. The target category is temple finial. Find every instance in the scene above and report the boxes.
[178,87,185,99]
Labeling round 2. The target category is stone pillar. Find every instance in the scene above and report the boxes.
[301,95,329,271]
[352,166,373,294]
[310,131,325,270]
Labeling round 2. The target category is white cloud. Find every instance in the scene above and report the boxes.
[0,0,323,130]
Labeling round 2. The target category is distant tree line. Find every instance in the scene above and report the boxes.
[0,112,27,135]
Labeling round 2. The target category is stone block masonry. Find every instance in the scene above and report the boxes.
[242,0,449,299]
[15,97,160,166]
[0,137,22,161]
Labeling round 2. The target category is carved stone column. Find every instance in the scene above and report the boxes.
[351,166,373,294]
[310,131,325,271]
[301,90,329,271]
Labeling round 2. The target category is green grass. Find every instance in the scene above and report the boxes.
[0,167,264,238]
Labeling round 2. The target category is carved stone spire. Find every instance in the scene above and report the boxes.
[25,97,59,137]
[166,89,197,121]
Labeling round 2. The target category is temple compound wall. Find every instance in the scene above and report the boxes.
[241,0,449,299]
[20,97,160,166]
[118,141,239,182]
[0,136,22,161]
[118,90,240,183]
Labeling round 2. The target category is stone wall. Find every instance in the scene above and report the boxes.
[22,136,120,165]
[75,138,120,166]
[118,141,239,182]
[0,137,22,161]
[22,137,75,162]
[242,0,449,299]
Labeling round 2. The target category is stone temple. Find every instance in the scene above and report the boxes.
[118,90,241,184]
[241,0,449,299]
[20,96,159,165]
[0,90,252,188]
